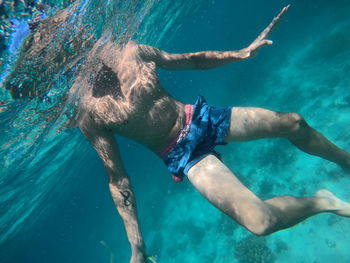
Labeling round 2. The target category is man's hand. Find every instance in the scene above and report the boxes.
[241,5,290,59]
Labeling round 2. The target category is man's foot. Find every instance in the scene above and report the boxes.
[315,189,350,217]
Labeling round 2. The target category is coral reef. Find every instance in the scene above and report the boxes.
[234,236,276,263]
[218,213,238,236]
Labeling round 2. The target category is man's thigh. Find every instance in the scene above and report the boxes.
[224,107,298,142]
[187,154,267,227]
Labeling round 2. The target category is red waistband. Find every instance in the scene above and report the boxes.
[159,104,194,158]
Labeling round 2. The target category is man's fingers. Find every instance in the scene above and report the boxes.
[246,5,289,57]
[270,5,291,30]
[264,39,273,45]
[276,5,291,21]
[257,5,290,41]
[255,39,273,50]
[248,39,273,57]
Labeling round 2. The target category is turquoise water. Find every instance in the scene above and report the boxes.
[1,0,350,262]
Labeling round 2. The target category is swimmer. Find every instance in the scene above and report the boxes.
[4,4,350,263]
[74,5,350,262]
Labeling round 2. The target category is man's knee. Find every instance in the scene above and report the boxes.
[245,216,276,236]
[278,112,308,138]
[238,207,279,236]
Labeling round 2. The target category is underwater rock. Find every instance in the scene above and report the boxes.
[258,179,274,199]
[173,219,206,244]
[275,239,288,253]
[187,224,205,244]
[234,236,276,263]
[325,239,336,249]
[327,168,347,182]
[327,214,341,227]
[344,95,350,104]
[256,140,297,172]
[166,240,188,258]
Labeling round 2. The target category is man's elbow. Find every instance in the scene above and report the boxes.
[190,54,213,70]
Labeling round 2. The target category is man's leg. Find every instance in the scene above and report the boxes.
[187,155,350,236]
[224,107,350,168]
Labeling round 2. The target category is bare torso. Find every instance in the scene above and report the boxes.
[75,41,185,154]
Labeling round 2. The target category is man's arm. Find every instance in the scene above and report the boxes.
[80,121,145,263]
[138,5,289,70]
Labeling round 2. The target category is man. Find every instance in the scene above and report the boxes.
[4,5,350,263]
[69,5,350,262]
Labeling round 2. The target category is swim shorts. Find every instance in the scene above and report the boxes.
[160,96,232,182]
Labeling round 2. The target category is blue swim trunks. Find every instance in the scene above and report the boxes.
[161,96,232,182]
